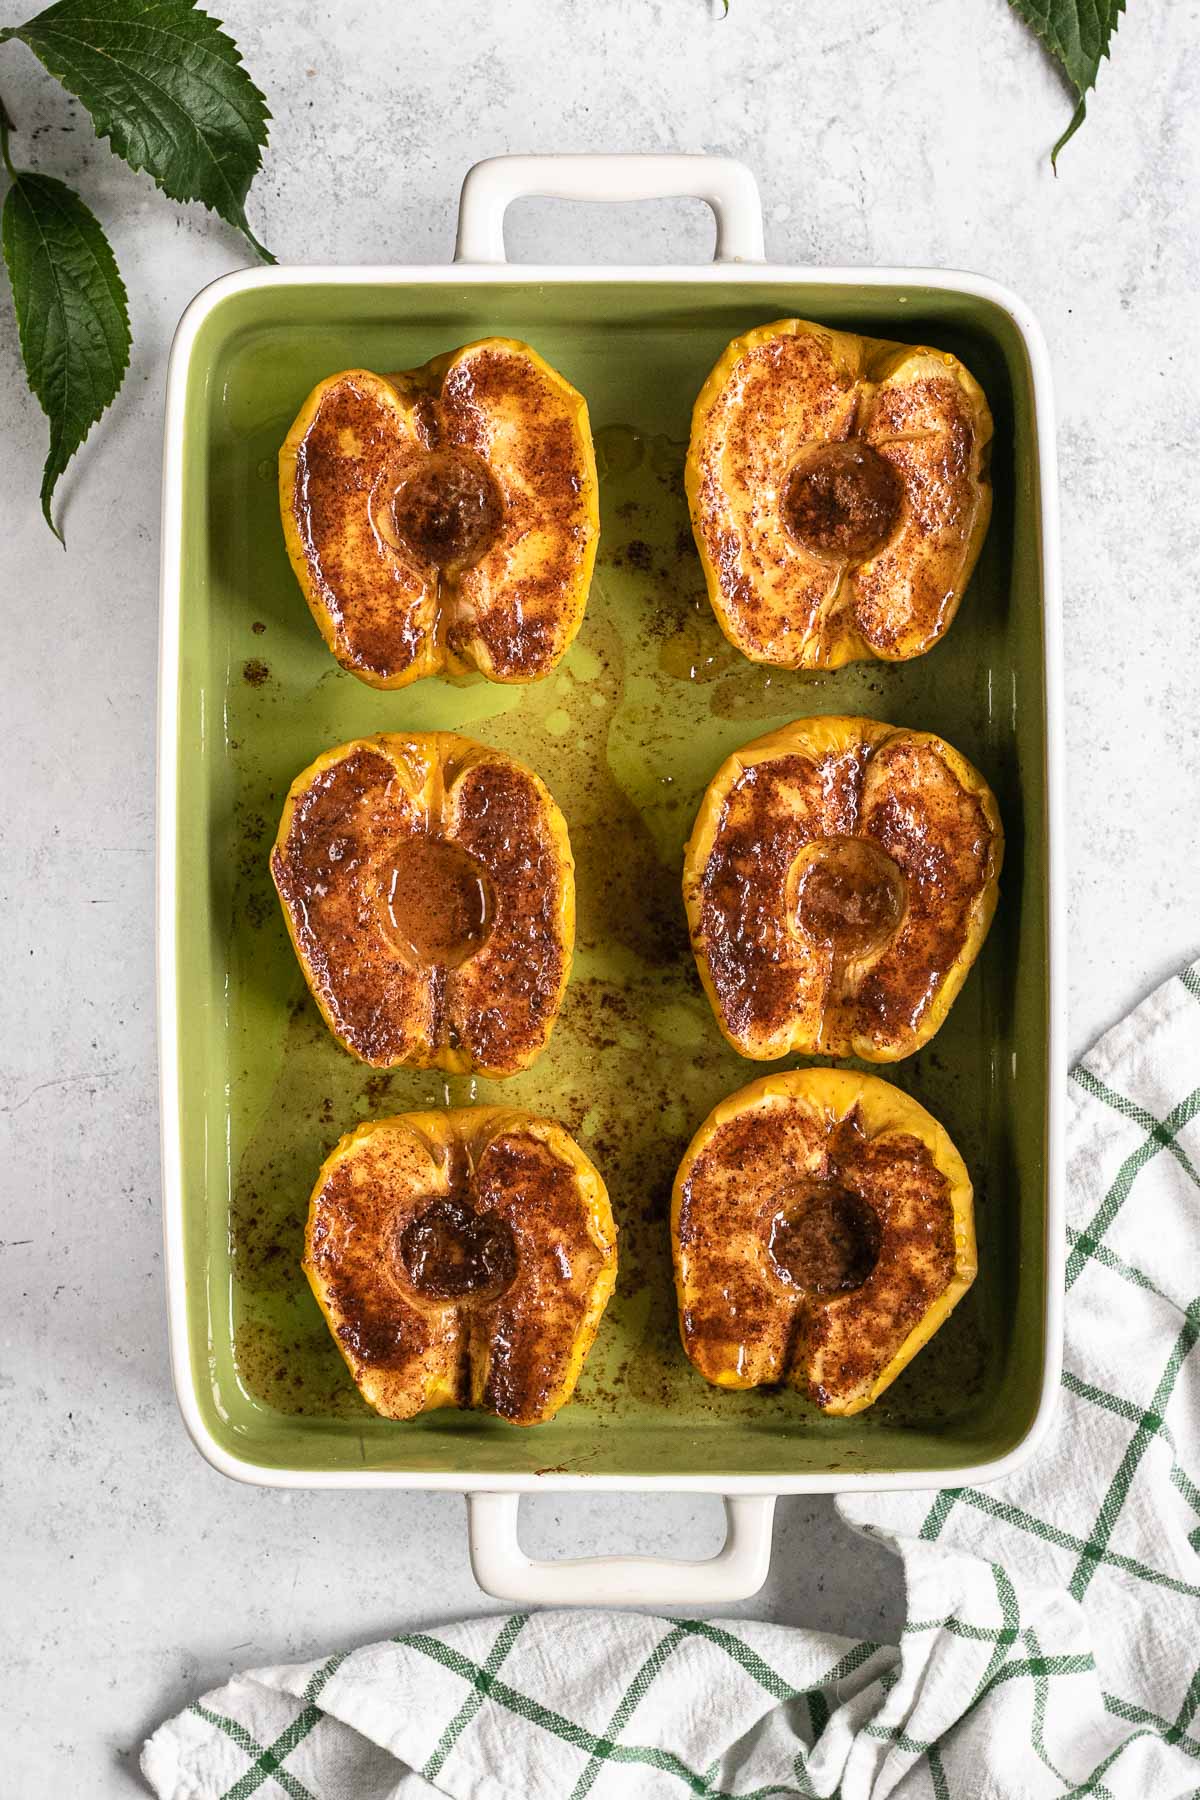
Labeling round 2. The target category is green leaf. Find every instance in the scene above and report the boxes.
[0,0,273,259]
[2,162,131,539]
[1007,0,1126,163]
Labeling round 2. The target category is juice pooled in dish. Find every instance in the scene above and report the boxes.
[271,733,574,1076]
[683,716,1002,1062]
[306,1108,617,1425]
[280,339,599,687]
[686,318,992,669]
[672,1069,975,1415]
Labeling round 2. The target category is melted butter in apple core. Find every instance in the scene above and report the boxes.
[389,449,504,573]
[378,835,495,969]
[398,1196,516,1303]
[794,836,906,961]
[781,441,903,564]
[767,1183,882,1297]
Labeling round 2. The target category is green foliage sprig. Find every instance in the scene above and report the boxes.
[0,0,271,540]
[1006,0,1127,163]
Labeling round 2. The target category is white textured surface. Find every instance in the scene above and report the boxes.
[2,1,1198,1791]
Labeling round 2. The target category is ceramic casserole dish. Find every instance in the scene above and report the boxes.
[158,155,1065,1604]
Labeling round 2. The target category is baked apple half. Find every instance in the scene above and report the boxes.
[307,1108,617,1424]
[686,318,992,668]
[271,733,573,1076]
[673,1068,975,1415]
[684,717,1002,1062]
[280,339,599,687]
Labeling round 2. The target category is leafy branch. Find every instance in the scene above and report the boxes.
[0,0,272,540]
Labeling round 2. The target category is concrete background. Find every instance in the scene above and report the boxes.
[2,0,1198,1790]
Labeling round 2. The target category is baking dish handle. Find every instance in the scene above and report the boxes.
[454,153,765,265]
[466,1492,776,1606]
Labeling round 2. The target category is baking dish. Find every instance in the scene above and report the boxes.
[158,154,1065,1605]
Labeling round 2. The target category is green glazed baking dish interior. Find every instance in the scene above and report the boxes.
[169,276,1050,1480]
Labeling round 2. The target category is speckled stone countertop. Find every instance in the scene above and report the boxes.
[3,1,1198,1790]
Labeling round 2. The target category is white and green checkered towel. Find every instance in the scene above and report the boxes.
[143,963,1200,1799]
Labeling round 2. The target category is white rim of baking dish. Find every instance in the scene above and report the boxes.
[157,161,1064,1605]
